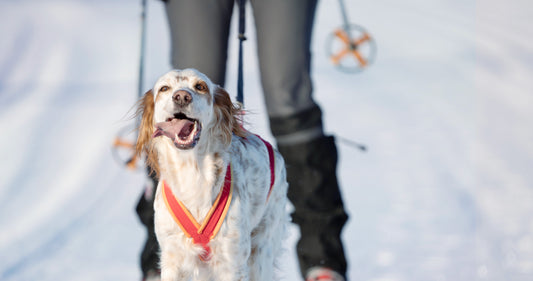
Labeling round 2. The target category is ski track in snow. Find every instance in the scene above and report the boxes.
[1,0,532,280]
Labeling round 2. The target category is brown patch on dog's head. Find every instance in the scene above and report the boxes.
[176,75,189,82]
[213,86,247,146]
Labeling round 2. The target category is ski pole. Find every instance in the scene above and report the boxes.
[338,0,354,48]
[123,0,148,169]
[336,135,367,152]
[236,0,247,105]
[138,0,148,99]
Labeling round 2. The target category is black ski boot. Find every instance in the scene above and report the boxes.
[136,168,161,280]
[277,135,349,280]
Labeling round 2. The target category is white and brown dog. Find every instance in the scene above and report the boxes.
[135,69,289,281]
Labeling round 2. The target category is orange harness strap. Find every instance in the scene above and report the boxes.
[162,137,275,261]
[162,164,233,261]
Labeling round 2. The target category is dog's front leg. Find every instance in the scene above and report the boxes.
[160,249,189,281]
[211,233,252,281]
[213,263,249,281]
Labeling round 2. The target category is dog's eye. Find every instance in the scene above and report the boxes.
[195,82,207,92]
[159,86,169,92]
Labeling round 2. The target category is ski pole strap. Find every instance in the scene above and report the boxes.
[236,0,247,105]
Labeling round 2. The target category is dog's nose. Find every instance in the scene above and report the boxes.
[173,90,192,106]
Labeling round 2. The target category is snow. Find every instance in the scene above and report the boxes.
[1,0,532,280]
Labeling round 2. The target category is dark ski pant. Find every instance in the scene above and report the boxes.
[137,0,349,278]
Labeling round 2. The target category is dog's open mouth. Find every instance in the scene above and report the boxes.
[152,113,202,150]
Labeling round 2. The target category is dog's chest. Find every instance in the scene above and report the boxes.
[154,138,275,252]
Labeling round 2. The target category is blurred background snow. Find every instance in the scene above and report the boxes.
[0,0,532,280]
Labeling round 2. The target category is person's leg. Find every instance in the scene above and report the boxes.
[249,0,349,279]
[165,0,235,85]
[136,0,234,279]
[275,133,349,280]
[136,171,159,279]
[249,0,317,117]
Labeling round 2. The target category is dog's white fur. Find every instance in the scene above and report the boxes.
[136,69,289,281]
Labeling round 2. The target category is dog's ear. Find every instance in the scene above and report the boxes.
[135,89,159,176]
[213,86,247,145]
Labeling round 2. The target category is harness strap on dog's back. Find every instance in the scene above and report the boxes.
[256,135,276,201]
[162,164,233,261]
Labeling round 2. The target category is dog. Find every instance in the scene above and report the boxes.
[135,69,289,281]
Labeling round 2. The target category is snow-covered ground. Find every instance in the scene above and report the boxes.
[1,0,532,280]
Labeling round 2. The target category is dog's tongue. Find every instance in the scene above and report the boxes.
[153,118,195,140]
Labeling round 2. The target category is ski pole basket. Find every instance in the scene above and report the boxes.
[112,124,142,171]
[327,0,376,73]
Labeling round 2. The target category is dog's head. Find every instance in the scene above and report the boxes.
[135,69,247,174]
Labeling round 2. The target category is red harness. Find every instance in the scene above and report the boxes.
[258,136,276,200]
[162,137,275,261]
